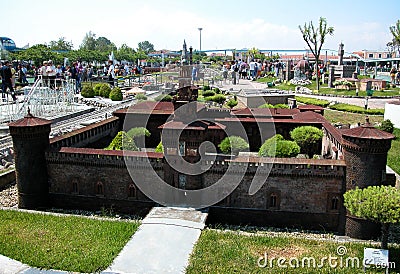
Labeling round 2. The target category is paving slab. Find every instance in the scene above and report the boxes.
[0,255,30,274]
[104,207,208,274]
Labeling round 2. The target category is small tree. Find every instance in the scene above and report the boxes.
[109,87,123,101]
[389,19,400,57]
[259,134,300,158]
[226,99,238,109]
[218,136,249,155]
[344,185,400,249]
[379,119,394,134]
[105,131,138,151]
[299,17,334,91]
[127,127,151,148]
[290,126,323,158]
[258,103,275,109]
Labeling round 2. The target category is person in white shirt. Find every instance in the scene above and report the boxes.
[46,60,57,88]
[107,60,115,87]
[249,60,257,80]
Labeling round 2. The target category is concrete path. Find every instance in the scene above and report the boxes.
[104,207,208,274]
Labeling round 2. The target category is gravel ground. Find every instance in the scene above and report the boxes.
[0,182,18,208]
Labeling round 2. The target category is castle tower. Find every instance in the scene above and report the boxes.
[338,43,344,65]
[342,117,395,239]
[181,40,188,64]
[9,110,51,209]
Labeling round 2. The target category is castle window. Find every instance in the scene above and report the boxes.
[331,196,339,210]
[128,184,137,198]
[269,193,277,207]
[96,182,104,195]
[178,174,186,189]
[72,181,78,194]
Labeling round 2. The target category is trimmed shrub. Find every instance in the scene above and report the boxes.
[135,93,148,101]
[105,131,138,151]
[154,94,173,102]
[218,136,249,155]
[290,126,323,158]
[211,94,226,104]
[259,134,300,158]
[202,85,211,91]
[155,141,164,153]
[329,103,384,115]
[258,103,275,108]
[379,119,394,133]
[295,96,330,107]
[100,84,112,98]
[202,90,216,97]
[212,87,221,94]
[226,99,238,109]
[273,104,289,109]
[81,85,95,98]
[109,87,123,101]
[93,83,102,96]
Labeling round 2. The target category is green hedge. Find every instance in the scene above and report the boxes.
[329,103,384,115]
[295,96,330,107]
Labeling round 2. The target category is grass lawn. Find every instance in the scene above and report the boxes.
[0,210,139,272]
[187,229,400,274]
[388,128,400,175]
[324,109,384,125]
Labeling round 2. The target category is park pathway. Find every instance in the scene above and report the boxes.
[103,207,208,274]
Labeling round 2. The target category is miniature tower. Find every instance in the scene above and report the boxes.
[181,40,188,64]
[342,117,395,239]
[9,109,51,209]
[338,43,344,66]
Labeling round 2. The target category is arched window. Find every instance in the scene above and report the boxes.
[96,182,104,195]
[331,196,339,210]
[128,184,137,198]
[269,193,277,208]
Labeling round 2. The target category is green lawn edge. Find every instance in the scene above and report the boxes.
[0,209,139,272]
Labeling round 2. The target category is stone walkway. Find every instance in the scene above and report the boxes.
[104,207,208,274]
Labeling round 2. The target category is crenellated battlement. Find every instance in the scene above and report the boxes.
[46,147,164,170]
[49,117,120,150]
[203,157,346,177]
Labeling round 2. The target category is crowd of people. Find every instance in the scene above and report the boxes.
[221,59,286,84]
[0,60,147,96]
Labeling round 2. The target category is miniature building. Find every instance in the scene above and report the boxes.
[9,96,395,239]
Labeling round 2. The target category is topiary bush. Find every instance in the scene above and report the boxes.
[295,96,330,107]
[212,87,221,94]
[202,85,211,91]
[154,94,173,102]
[218,136,249,155]
[155,141,164,153]
[379,119,394,133]
[258,103,275,108]
[105,131,138,151]
[135,93,148,101]
[329,103,384,115]
[100,83,112,98]
[81,85,95,98]
[211,94,226,104]
[109,87,123,101]
[273,104,289,109]
[226,99,238,109]
[93,83,102,96]
[290,126,323,158]
[259,134,300,158]
[202,90,216,97]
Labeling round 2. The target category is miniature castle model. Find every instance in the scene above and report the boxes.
[9,87,395,240]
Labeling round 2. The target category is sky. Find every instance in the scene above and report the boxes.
[3,0,400,54]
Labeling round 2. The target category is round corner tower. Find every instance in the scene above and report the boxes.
[341,117,395,239]
[9,110,51,209]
